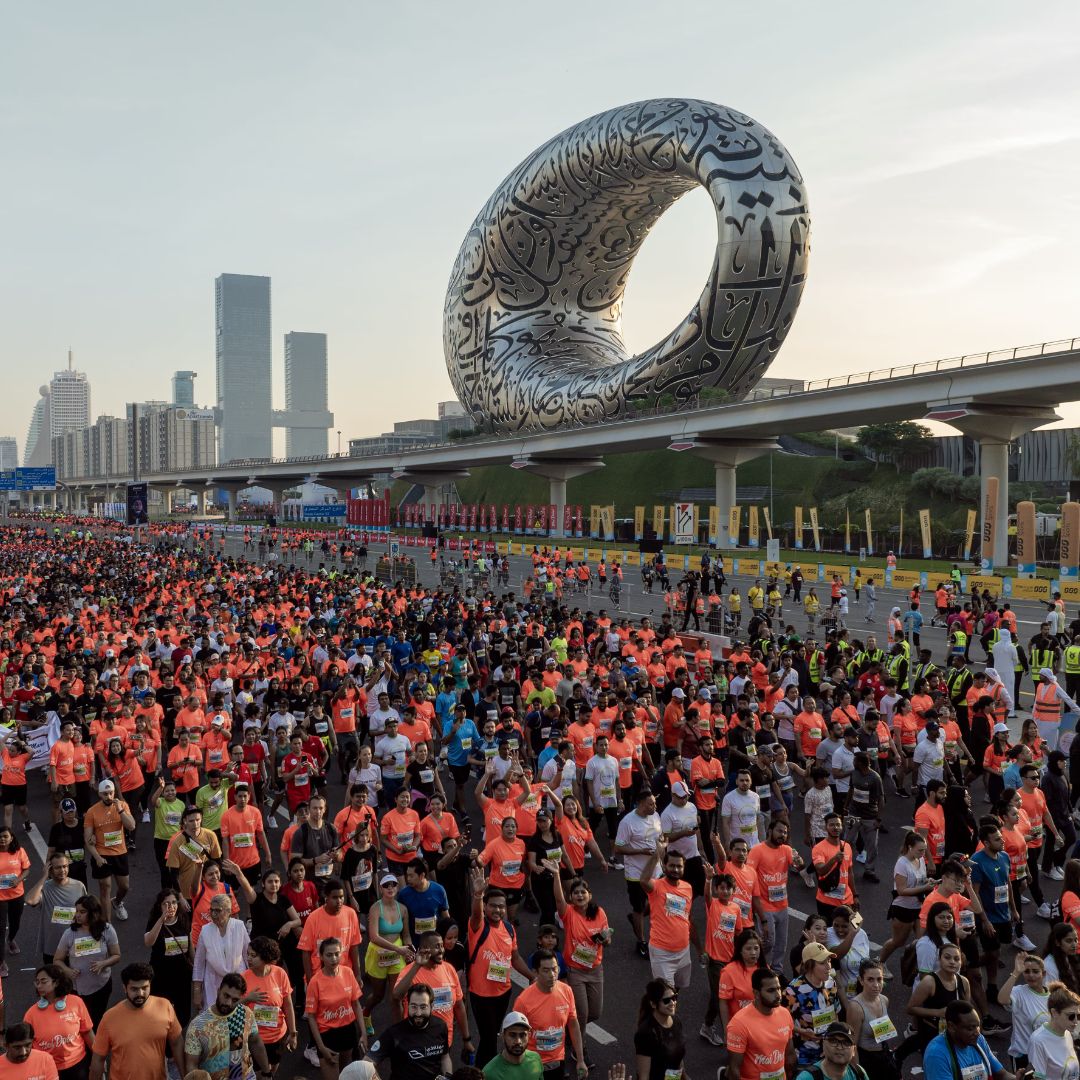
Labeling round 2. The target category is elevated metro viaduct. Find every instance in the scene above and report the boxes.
[58,338,1080,570]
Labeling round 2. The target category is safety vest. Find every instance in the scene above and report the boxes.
[1034,681,1062,724]
[1065,646,1080,675]
[989,683,1008,725]
[887,654,906,681]
[1031,649,1055,679]
[950,630,968,655]
[913,662,936,684]
[694,596,705,615]
[808,651,823,682]
[865,648,885,665]
[945,668,970,703]
[985,628,1000,648]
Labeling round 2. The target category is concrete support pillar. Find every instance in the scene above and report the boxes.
[513,458,604,538]
[928,404,1061,571]
[673,439,779,547]
[227,489,238,523]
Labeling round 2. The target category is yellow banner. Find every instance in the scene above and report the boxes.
[686,555,702,571]
[795,506,804,549]
[809,507,821,551]
[1059,582,1080,604]
[865,508,874,555]
[1011,578,1050,601]
[634,505,645,540]
[892,569,923,590]
[763,506,773,540]
[653,505,665,541]
[824,564,850,581]
[919,508,932,558]
[749,505,759,546]
[981,477,999,568]
[1016,500,1037,575]
[1062,502,1080,574]
[963,508,977,561]
[728,505,741,545]
[589,505,601,537]
[623,550,641,566]
[764,561,784,577]
[693,504,700,540]
[968,574,1002,595]
[708,506,720,545]
[599,505,614,540]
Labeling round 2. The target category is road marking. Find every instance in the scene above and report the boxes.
[510,968,618,1045]
[26,824,47,865]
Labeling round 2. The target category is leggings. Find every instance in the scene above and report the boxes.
[154,836,172,888]
[1049,820,1077,869]
[531,874,557,930]
[857,1047,900,1080]
[0,896,25,963]
[1026,848,1046,905]
[82,980,113,1029]
[704,957,724,1026]
[470,990,511,1069]
[587,808,620,848]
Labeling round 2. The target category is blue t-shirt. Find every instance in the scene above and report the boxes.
[442,718,480,767]
[969,848,1012,923]
[435,691,458,726]
[390,640,414,671]
[398,882,449,937]
[923,1033,1002,1080]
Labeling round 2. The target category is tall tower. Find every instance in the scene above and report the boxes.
[172,370,198,408]
[284,332,330,457]
[23,387,50,466]
[0,438,18,471]
[215,274,272,462]
[49,351,91,438]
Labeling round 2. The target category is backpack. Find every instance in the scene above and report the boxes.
[468,918,516,969]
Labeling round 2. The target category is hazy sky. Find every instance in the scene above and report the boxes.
[5,2,1080,457]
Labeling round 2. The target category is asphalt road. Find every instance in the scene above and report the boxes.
[7,529,1060,1077]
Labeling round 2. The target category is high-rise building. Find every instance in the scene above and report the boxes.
[23,388,51,466]
[215,273,272,463]
[172,370,198,408]
[283,332,330,457]
[50,353,91,438]
[0,438,17,471]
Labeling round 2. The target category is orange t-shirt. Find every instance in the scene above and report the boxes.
[304,967,361,1032]
[406,962,463,1042]
[1,749,30,787]
[812,838,853,907]
[480,797,517,845]
[557,816,593,872]
[918,887,973,931]
[705,897,746,963]
[49,741,76,785]
[84,800,129,857]
[914,802,946,863]
[718,959,758,1013]
[91,997,182,1080]
[690,755,725,810]
[298,905,362,974]
[1019,788,1049,849]
[646,879,692,952]
[467,919,517,997]
[241,964,291,1044]
[71,746,95,785]
[567,723,596,768]
[480,837,526,889]
[419,812,460,854]
[0,849,29,901]
[795,712,825,758]
[220,805,265,868]
[745,843,795,912]
[380,808,421,862]
[725,1003,795,1080]
[562,905,609,971]
[515,981,577,1064]
[24,993,93,1070]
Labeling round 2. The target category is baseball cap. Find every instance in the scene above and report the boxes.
[697,688,711,700]
[671,781,690,798]
[823,1022,855,1044]
[379,873,399,887]
[97,780,115,794]
[802,942,835,964]
[501,1011,531,1031]
[234,781,249,790]
[60,798,77,814]
[212,717,224,727]
[993,722,1009,734]
[671,687,685,699]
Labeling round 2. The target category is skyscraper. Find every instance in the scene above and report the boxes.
[172,370,198,408]
[23,389,50,466]
[0,438,17,471]
[284,332,330,457]
[215,274,272,462]
[50,353,91,438]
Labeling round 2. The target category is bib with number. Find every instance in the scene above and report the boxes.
[254,1004,280,1028]
[767,883,787,903]
[664,892,688,919]
[73,935,102,957]
[0,874,17,890]
[486,959,509,983]
[415,916,437,934]
[459,737,472,750]
[51,906,76,924]
[164,934,189,956]
[419,769,435,784]
[993,884,1010,906]
[501,860,522,878]
[571,942,598,967]
[869,1013,897,1044]
[811,1003,837,1033]
[432,985,453,1011]
[232,833,254,849]
[536,1026,564,1052]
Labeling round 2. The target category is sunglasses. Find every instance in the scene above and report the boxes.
[659,995,679,1005]
[381,882,398,889]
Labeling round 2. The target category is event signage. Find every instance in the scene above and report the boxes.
[673,501,695,545]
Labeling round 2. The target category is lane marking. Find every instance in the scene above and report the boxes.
[25,824,47,865]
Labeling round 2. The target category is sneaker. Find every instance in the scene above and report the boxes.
[142,810,151,823]
[699,1023,725,1047]
[883,968,894,981]
[801,869,816,889]
[365,1016,375,1037]
[610,858,624,870]
[982,1019,1009,1035]
[1016,933,1038,951]
[1038,902,1053,919]
[855,851,867,864]
[1049,866,1065,881]
[22,822,32,833]
[1021,893,1033,905]
[636,941,649,958]
[113,901,129,922]
[895,788,911,799]
[304,1046,321,1066]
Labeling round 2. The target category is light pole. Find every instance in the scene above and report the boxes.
[337,431,342,456]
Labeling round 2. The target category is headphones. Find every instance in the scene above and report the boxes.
[36,998,66,1011]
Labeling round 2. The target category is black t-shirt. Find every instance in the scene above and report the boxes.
[406,760,437,798]
[250,892,294,942]
[370,1016,449,1080]
[527,832,566,881]
[48,820,87,878]
[633,1016,685,1080]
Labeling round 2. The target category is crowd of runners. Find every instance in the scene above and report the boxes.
[1,516,1080,1080]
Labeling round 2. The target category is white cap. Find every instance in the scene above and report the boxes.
[97,780,115,793]
[501,1011,531,1031]
[993,723,1010,734]
[671,687,686,699]
[671,781,690,798]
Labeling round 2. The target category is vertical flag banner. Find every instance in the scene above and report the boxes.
[809,507,821,551]
[794,506,804,549]
[980,477,998,571]
[708,507,720,546]
[844,509,851,554]
[573,505,583,537]
[478,504,487,531]
[564,504,573,535]
[599,505,614,540]
[763,506,773,541]
[590,505,601,537]
[1061,502,1080,580]
[963,508,977,561]
[501,504,510,531]
[749,505,760,547]
[634,506,645,541]
[898,507,904,554]
[728,505,741,547]
[489,504,497,533]
[548,504,558,533]
[692,504,700,540]
[514,505,523,533]
[653,505,666,541]
[1015,500,1037,577]
[865,509,874,555]
[919,508,933,559]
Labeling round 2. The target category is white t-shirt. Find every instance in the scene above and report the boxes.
[831,745,856,793]
[892,854,928,910]
[827,926,871,995]
[541,757,577,799]
[1029,1023,1080,1080]
[374,734,411,779]
[913,737,946,786]
[1008,985,1051,1058]
[614,811,662,882]
[720,789,762,848]
[660,801,701,860]
[370,707,400,736]
[584,755,621,809]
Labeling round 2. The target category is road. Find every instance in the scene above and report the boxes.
[6,527,1064,1078]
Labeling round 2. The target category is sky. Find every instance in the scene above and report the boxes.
[5,2,1080,458]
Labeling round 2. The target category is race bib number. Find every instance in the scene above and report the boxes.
[253,1005,280,1028]
[419,769,435,784]
[811,1004,837,1033]
[415,916,437,934]
[756,784,771,802]
[571,942,598,967]
[459,737,472,750]
[994,884,1010,906]
[852,788,869,804]
[51,906,76,924]
[73,935,101,957]
[295,773,310,786]
[735,897,751,919]
[0,874,17,890]
[869,1013,897,1044]
[232,833,254,849]
[826,879,847,900]
[664,892,688,919]
[536,1027,564,1053]
[103,830,123,848]
[960,909,976,930]
[164,811,182,827]
[164,934,189,956]
[353,870,373,892]
[719,911,737,934]
[960,1065,988,1080]
[315,862,333,877]
[179,840,204,861]
[377,948,399,968]
[396,833,414,850]
[581,737,593,749]
[767,883,787,904]
[432,985,453,1011]
[501,860,521,878]
[486,959,509,983]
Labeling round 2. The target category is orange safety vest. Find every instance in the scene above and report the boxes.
[1034,681,1062,724]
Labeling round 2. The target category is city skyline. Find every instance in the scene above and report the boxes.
[5,3,1080,453]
